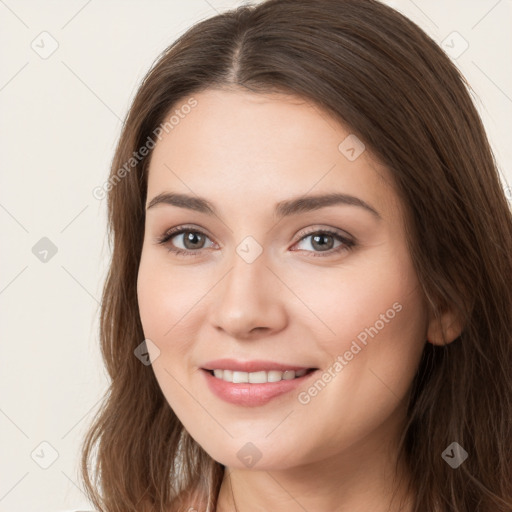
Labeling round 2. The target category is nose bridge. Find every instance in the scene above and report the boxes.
[222,243,272,307]
[225,244,268,300]
[210,242,286,337]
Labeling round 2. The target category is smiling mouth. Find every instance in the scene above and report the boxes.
[204,368,317,384]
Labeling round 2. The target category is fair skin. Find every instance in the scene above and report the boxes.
[137,87,461,512]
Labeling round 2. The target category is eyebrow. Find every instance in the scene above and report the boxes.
[146,191,381,220]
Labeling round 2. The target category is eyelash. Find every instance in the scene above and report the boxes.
[155,225,356,258]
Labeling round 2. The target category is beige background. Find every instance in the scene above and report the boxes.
[0,0,510,510]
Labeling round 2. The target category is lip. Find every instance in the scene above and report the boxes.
[200,359,318,407]
[202,358,312,373]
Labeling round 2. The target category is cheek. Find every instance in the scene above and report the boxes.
[305,249,426,402]
[137,247,198,334]
[294,245,427,417]
[136,249,219,380]
[328,272,424,354]
[286,254,421,352]
[285,265,426,461]
[136,252,201,410]
[317,242,426,352]
[137,254,167,339]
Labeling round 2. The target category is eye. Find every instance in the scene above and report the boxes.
[156,225,215,257]
[291,228,355,257]
[155,225,356,258]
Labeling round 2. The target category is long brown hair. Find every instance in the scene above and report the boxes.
[80,1,512,510]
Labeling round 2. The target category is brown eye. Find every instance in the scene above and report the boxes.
[157,226,215,256]
[292,229,355,257]
[179,231,207,250]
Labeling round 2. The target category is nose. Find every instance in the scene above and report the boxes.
[209,249,288,340]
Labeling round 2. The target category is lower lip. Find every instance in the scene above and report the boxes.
[202,369,317,407]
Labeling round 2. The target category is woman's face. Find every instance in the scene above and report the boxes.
[137,88,429,470]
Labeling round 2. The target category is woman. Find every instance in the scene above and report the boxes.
[80,0,512,511]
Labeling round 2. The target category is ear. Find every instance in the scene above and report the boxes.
[426,305,464,346]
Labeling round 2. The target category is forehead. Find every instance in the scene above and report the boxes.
[146,88,400,221]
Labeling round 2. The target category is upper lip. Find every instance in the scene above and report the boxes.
[202,358,316,373]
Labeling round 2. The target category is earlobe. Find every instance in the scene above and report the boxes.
[426,306,464,346]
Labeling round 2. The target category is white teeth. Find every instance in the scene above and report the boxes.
[282,370,295,380]
[232,371,249,383]
[210,369,310,383]
[268,370,283,382]
[248,371,267,384]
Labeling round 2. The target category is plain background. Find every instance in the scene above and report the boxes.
[0,1,511,510]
